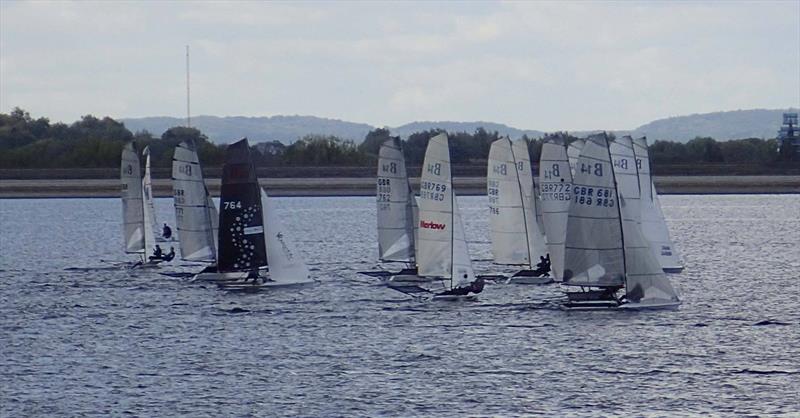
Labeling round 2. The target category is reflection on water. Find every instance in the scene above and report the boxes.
[1,195,798,415]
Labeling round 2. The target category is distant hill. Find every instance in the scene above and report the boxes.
[631,109,798,142]
[390,121,544,139]
[121,108,797,144]
[121,115,374,144]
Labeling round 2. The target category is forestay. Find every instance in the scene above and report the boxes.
[173,141,217,262]
[141,146,158,256]
[632,137,683,271]
[563,133,625,287]
[260,188,311,284]
[416,133,474,288]
[376,137,415,263]
[121,142,144,254]
[614,137,681,305]
[538,136,573,280]
[217,139,268,273]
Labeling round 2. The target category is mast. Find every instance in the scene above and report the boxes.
[605,134,627,283]
[186,45,191,128]
[509,137,533,269]
[450,146,455,290]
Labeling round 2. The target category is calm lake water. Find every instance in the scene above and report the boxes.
[1,195,799,416]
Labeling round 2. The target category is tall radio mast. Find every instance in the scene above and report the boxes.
[186,45,191,128]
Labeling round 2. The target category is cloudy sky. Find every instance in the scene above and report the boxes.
[1,1,798,131]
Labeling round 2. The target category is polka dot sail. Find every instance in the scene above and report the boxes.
[217,138,268,273]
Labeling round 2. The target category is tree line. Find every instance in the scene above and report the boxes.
[0,107,792,171]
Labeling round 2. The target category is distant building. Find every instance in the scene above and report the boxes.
[778,112,799,159]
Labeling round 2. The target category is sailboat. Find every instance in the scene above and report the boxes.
[632,137,684,272]
[388,133,484,300]
[358,137,419,280]
[121,142,168,267]
[215,138,312,291]
[487,137,552,284]
[538,135,573,282]
[172,140,233,281]
[562,133,681,310]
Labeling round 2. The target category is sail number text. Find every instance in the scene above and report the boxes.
[377,177,392,206]
[573,186,615,207]
[223,201,243,210]
[420,180,447,201]
[540,182,571,201]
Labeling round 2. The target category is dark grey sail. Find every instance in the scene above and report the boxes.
[217,138,268,273]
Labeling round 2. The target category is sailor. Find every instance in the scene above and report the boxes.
[162,223,172,240]
[149,245,163,261]
[162,247,176,262]
[532,255,551,276]
[247,270,260,284]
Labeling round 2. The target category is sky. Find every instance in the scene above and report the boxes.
[1,1,799,131]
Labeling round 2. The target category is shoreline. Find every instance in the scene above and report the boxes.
[1,175,798,198]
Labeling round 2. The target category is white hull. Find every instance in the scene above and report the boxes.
[618,300,681,310]
[219,277,316,292]
[507,275,554,285]
[387,274,436,284]
[192,271,247,282]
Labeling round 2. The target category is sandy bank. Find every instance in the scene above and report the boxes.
[1,175,798,198]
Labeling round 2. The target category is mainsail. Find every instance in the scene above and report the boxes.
[217,139,268,273]
[141,146,158,257]
[538,136,573,280]
[613,137,681,305]
[416,133,474,288]
[260,188,311,284]
[563,133,625,287]
[632,137,683,271]
[173,141,217,262]
[487,138,547,267]
[121,142,144,253]
[376,137,415,263]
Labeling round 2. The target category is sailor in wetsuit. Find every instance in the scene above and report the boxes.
[149,245,163,261]
[437,277,485,296]
[532,254,551,276]
[162,223,172,240]
[162,246,175,262]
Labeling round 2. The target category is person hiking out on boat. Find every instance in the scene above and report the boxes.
[530,255,551,276]
[437,277,485,296]
[162,247,175,262]
[162,223,172,240]
[149,245,163,261]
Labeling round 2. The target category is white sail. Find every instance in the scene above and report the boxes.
[416,133,474,288]
[538,137,573,280]
[261,188,311,284]
[451,196,475,288]
[567,138,585,177]
[141,146,159,257]
[513,138,549,263]
[121,142,144,253]
[632,137,683,271]
[172,141,217,262]
[487,138,530,265]
[206,189,219,246]
[614,137,681,305]
[376,137,415,263]
[563,133,625,287]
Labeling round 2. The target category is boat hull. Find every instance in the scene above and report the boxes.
[219,279,316,292]
[662,266,684,273]
[508,274,554,285]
